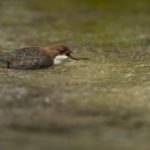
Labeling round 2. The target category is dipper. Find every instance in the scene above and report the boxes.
[0,44,76,69]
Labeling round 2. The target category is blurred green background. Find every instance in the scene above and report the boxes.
[1,0,150,150]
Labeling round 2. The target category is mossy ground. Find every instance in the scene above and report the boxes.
[1,0,150,149]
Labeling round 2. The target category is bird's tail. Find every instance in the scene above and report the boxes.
[0,53,10,68]
[0,53,9,62]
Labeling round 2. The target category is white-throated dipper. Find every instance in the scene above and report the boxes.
[0,44,76,69]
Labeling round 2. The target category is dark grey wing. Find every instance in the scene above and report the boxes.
[9,55,52,69]
[0,47,40,62]
[0,47,52,69]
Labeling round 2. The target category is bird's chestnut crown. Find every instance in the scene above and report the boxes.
[49,44,72,56]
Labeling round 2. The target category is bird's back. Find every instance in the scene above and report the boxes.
[0,47,52,69]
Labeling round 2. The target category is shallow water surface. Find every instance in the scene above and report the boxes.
[1,0,150,149]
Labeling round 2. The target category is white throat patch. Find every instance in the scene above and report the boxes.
[54,55,68,65]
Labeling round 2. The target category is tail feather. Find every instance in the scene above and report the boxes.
[0,53,10,62]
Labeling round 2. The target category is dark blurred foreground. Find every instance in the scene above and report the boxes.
[1,0,150,150]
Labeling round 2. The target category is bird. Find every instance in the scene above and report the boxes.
[0,44,76,70]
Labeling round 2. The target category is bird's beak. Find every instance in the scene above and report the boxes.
[67,50,80,60]
[68,54,79,60]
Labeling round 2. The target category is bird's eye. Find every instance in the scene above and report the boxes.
[60,49,66,53]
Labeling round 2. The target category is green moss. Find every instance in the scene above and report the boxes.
[1,0,150,149]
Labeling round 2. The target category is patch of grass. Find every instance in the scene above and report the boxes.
[1,0,150,149]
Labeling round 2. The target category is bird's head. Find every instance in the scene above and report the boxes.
[49,44,76,64]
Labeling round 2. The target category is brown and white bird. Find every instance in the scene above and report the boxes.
[0,44,76,69]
